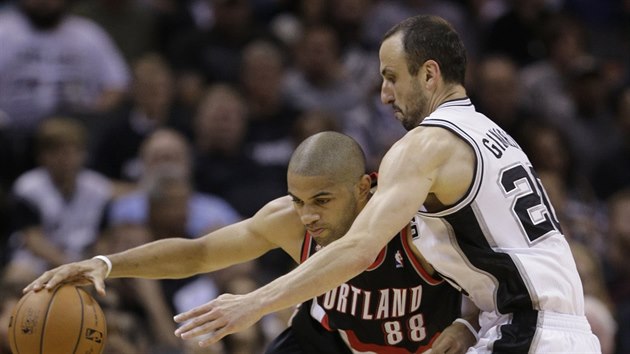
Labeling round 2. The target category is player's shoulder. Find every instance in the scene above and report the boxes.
[393,125,459,156]
[252,196,304,236]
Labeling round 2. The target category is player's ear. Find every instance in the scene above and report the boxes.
[358,174,373,198]
[423,59,440,89]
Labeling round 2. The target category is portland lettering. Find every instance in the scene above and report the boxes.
[318,284,423,320]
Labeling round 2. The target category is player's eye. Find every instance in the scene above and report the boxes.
[316,199,331,205]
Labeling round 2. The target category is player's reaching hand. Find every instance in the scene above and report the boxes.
[428,319,478,354]
[174,293,263,348]
[23,257,109,296]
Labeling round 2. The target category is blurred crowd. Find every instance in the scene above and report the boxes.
[0,0,628,353]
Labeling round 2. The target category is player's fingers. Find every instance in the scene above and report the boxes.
[174,302,214,324]
[179,317,227,340]
[23,279,41,293]
[92,275,107,297]
[174,309,219,337]
[44,269,74,290]
[429,337,452,354]
[23,272,52,293]
[198,325,231,347]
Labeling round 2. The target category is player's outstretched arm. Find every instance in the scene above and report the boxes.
[24,197,297,296]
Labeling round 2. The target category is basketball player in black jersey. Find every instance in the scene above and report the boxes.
[26,132,477,353]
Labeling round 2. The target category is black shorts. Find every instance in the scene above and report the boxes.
[264,301,352,354]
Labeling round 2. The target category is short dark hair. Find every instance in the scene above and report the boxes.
[288,131,366,185]
[383,15,467,85]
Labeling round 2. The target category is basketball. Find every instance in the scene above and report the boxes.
[7,285,107,354]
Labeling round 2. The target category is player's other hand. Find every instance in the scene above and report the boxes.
[174,293,263,348]
[429,320,477,354]
[23,258,109,296]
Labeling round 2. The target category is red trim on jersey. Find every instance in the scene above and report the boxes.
[369,172,378,188]
[400,227,444,285]
[366,246,387,271]
[301,231,312,263]
[320,314,332,331]
[302,226,387,271]
[342,329,440,354]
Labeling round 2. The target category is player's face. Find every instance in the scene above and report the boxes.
[379,33,430,131]
[288,173,361,247]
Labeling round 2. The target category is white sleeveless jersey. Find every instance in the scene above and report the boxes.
[412,98,585,316]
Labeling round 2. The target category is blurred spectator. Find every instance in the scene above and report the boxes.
[100,292,152,354]
[470,54,529,137]
[191,84,292,284]
[568,241,617,354]
[240,40,300,170]
[153,0,215,54]
[290,110,341,147]
[101,129,240,353]
[328,0,381,96]
[282,24,374,157]
[591,86,630,200]
[89,53,191,186]
[519,13,599,125]
[0,0,129,172]
[107,128,240,237]
[363,0,480,57]
[167,0,275,85]
[192,84,286,218]
[570,241,614,310]
[563,57,623,176]
[603,189,630,354]
[519,123,608,254]
[483,0,555,66]
[519,13,587,126]
[6,117,113,275]
[72,0,158,65]
[519,14,623,176]
[584,295,617,354]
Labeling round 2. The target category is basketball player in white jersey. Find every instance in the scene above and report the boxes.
[170,15,602,354]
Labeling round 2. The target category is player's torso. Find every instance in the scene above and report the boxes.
[301,227,460,354]
[413,98,584,315]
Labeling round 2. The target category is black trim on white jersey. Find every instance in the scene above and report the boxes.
[493,310,538,353]
[442,205,533,313]
[442,206,538,352]
[419,118,483,215]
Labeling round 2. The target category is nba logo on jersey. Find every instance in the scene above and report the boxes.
[395,250,404,268]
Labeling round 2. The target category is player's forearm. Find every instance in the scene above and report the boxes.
[251,235,375,315]
[106,237,207,279]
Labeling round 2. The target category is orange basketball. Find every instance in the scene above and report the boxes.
[7,285,107,354]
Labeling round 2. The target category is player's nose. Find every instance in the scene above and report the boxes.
[381,81,394,104]
[300,211,320,226]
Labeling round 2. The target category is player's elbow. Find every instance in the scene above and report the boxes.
[340,237,380,273]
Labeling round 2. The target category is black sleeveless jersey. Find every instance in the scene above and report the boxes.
[301,222,461,353]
